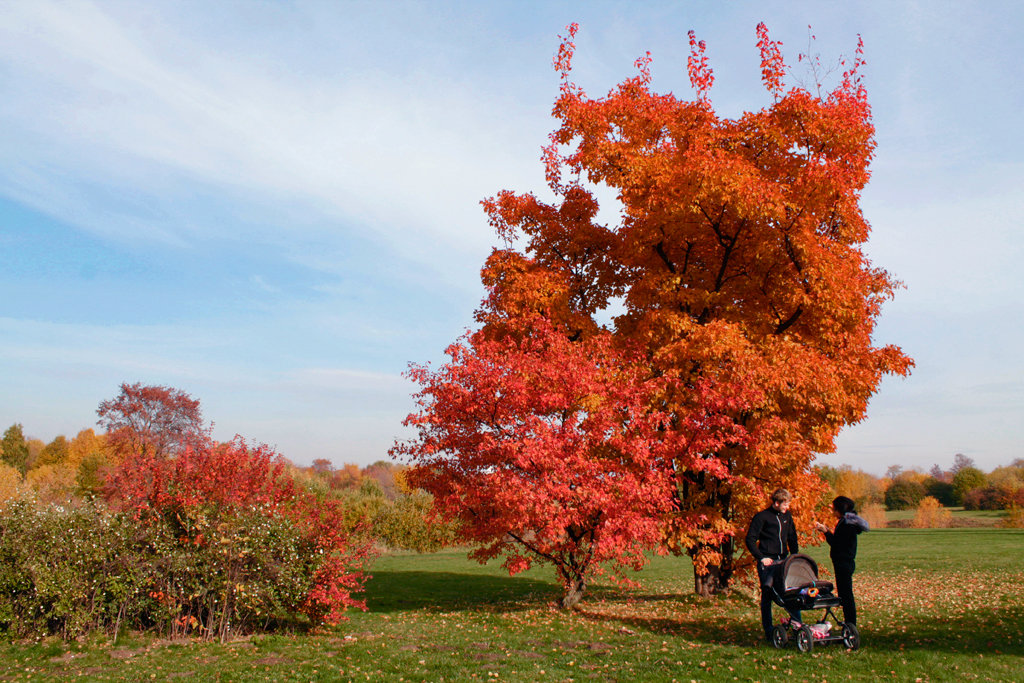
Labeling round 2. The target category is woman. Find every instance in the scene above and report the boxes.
[814,496,869,625]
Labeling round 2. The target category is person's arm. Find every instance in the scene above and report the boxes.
[745,514,764,561]
[787,513,799,554]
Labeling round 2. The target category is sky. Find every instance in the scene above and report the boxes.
[1,1,1021,475]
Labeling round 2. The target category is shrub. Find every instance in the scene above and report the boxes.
[0,439,377,641]
[884,479,925,510]
[952,466,987,505]
[105,438,375,635]
[998,505,1024,529]
[962,486,1005,511]
[860,503,887,529]
[912,496,952,528]
[375,490,458,553]
[0,498,152,639]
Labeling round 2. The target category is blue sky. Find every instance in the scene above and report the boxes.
[1,1,1021,474]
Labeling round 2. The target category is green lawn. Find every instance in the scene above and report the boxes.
[2,528,1023,682]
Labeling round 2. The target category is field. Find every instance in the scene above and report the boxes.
[2,527,1023,682]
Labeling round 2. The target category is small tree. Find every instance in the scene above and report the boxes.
[951,453,975,475]
[396,315,674,609]
[0,463,26,506]
[36,436,70,469]
[951,466,987,506]
[97,383,209,460]
[912,496,951,528]
[885,478,925,510]
[1,424,29,475]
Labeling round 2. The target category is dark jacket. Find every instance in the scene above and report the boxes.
[745,506,799,561]
[824,512,870,572]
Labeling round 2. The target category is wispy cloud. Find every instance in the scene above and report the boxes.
[0,1,544,278]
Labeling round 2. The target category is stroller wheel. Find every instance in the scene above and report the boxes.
[841,622,861,650]
[770,625,788,649]
[795,624,814,653]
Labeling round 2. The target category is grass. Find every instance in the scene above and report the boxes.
[2,528,1023,682]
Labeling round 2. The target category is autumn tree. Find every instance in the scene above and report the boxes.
[951,466,987,506]
[396,314,674,608]
[311,458,333,476]
[0,462,26,504]
[401,22,910,598]
[68,429,107,470]
[36,435,70,469]
[97,383,209,460]
[951,452,975,474]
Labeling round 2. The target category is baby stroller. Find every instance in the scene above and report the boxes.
[767,554,860,652]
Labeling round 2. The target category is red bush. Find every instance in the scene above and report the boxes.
[105,437,374,627]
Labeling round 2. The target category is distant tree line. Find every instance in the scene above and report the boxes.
[816,452,1024,513]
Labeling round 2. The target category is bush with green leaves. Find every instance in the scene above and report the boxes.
[884,478,926,510]
[375,490,458,553]
[0,498,151,639]
[952,466,988,506]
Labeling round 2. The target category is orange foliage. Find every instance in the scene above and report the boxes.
[912,496,952,528]
[402,23,911,596]
[0,463,26,506]
[860,503,888,529]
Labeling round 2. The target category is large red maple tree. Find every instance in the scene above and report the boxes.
[401,23,911,599]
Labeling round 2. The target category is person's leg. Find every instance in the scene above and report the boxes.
[835,569,856,624]
[760,586,775,636]
[757,562,774,639]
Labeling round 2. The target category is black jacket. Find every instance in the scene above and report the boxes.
[824,512,869,572]
[745,506,799,561]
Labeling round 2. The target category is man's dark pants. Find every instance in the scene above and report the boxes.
[757,559,801,639]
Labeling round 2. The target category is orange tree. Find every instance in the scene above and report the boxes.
[401,23,911,598]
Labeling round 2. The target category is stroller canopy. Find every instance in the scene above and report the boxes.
[778,554,819,592]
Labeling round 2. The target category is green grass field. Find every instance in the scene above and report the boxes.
[2,527,1023,682]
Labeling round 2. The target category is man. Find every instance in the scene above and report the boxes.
[745,488,800,643]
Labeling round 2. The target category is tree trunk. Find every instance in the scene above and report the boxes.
[693,563,724,597]
[691,539,735,597]
[560,576,586,610]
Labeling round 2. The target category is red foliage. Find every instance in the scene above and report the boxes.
[396,315,675,607]
[106,438,373,625]
[97,383,208,460]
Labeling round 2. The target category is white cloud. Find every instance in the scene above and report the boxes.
[0,1,546,276]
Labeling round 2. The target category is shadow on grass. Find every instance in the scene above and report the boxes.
[576,599,1024,656]
[364,570,559,613]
